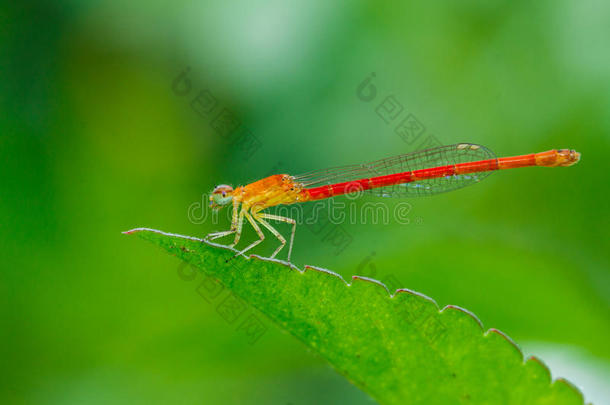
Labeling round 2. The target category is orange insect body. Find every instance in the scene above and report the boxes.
[232,174,310,212]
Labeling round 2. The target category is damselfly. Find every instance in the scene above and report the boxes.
[207,144,580,261]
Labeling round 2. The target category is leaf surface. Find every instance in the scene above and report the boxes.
[125,228,588,405]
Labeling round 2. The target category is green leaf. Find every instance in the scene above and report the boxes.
[124,228,589,405]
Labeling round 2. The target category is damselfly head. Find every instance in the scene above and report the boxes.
[209,184,233,209]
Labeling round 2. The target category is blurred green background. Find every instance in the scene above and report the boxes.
[2,1,609,404]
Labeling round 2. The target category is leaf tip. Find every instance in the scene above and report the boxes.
[525,355,552,382]
[122,227,145,235]
[304,265,348,285]
[553,377,586,403]
[485,328,523,360]
[394,288,439,309]
[251,254,301,272]
[351,275,391,295]
[442,305,484,331]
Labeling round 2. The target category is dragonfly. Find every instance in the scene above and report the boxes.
[206,144,580,261]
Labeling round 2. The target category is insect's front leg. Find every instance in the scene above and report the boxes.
[230,198,239,229]
[206,200,240,241]
[207,229,235,241]
[229,207,247,248]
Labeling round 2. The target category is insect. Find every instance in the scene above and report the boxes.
[206,144,580,261]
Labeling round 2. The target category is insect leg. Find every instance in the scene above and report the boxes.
[207,230,235,240]
[234,211,265,257]
[230,208,247,247]
[207,200,240,241]
[256,213,296,261]
[259,213,296,261]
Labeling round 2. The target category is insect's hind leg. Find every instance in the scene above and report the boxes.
[257,213,296,262]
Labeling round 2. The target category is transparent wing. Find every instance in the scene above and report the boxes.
[293,143,497,197]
